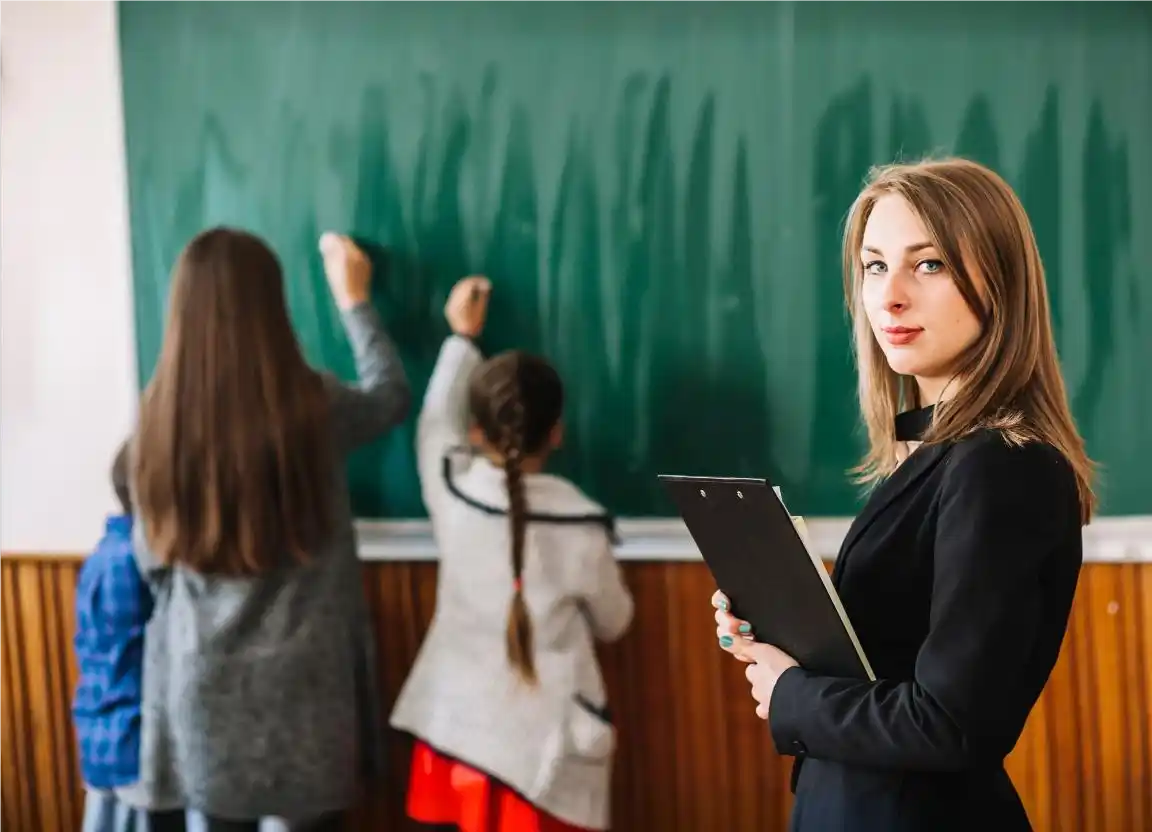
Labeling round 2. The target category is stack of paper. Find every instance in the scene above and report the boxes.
[774,487,815,555]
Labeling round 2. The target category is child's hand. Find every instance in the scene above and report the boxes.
[319,232,372,311]
[445,276,491,338]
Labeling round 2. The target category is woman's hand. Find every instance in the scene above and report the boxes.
[712,590,800,720]
[742,643,800,720]
[319,232,372,311]
[445,275,491,338]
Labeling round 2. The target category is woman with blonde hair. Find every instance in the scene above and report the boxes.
[712,158,1093,831]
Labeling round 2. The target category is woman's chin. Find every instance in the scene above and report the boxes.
[883,353,927,378]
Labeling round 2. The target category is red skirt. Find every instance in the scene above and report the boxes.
[406,740,593,832]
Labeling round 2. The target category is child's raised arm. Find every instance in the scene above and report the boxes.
[320,233,412,453]
[416,276,491,516]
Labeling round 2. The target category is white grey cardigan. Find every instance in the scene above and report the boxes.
[390,336,634,831]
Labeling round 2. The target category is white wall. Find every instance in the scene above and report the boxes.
[1,1,138,552]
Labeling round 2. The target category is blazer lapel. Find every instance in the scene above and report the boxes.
[833,442,950,583]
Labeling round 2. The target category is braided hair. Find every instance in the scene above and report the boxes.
[468,350,564,684]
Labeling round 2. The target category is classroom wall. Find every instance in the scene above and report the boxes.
[0,0,138,553]
[2,6,1151,831]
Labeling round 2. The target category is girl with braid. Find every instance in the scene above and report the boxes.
[391,276,634,832]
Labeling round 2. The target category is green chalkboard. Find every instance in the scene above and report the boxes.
[120,2,1152,518]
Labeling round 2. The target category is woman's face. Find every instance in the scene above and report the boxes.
[860,194,983,403]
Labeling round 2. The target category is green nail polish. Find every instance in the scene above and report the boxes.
[719,599,729,611]
[738,622,752,634]
[719,635,734,648]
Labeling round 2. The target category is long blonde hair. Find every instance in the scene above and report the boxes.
[843,158,1096,524]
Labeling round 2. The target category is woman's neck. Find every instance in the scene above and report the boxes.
[915,374,961,408]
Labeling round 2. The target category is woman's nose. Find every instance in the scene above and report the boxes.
[881,272,911,313]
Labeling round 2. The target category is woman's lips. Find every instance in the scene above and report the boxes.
[882,326,923,346]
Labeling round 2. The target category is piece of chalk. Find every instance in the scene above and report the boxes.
[469,277,492,299]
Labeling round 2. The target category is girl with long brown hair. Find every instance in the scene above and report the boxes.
[390,277,633,832]
[712,158,1093,831]
[125,229,410,830]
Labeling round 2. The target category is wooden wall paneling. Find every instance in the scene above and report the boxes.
[664,561,730,832]
[601,562,679,831]
[7,561,27,828]
[1086,565,1150,831]
[2,559,81,832]
[356,561,440,830]
[1118,565,1151,832]
[1042,606,1083,832]
[1137,566,1152,830]
[3,557,1152,832]
[2,560,35,832]
[1086,566,1126,831]
[44,561,80,831]
[1007,570,1084,831]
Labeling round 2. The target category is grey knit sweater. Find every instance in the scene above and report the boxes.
[128,303,409,819]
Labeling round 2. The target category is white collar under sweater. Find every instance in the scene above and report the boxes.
[442,448,617,538]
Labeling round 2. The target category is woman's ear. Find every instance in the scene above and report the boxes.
[549,421,565,450]
[467,422,486,450]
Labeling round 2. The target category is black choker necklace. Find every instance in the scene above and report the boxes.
[894,404,936,442]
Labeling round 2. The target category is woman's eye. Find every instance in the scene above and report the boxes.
[918,259,945,275]
[863,260,887,276]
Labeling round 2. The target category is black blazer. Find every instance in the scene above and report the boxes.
[768,416,1083,832]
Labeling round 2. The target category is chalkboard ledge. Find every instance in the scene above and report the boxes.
[354,516,1152,564]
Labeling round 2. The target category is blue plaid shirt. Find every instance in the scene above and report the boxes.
[72,514,153,789]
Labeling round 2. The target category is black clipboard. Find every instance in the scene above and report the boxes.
[659,474,874,680]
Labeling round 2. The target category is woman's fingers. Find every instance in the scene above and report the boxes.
[716,622,754,664]
[715,620,754,641]
[713,607,752,632]
[711,588,754,658]
[717,629,757,663]
[714,608,753,636]
[711,588,753,661]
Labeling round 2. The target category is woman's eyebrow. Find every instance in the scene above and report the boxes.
[861,242,934,256]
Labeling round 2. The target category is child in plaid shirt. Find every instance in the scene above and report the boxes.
[72,444,160,832]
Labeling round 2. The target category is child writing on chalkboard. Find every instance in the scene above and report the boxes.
[124,229,410,831]
[390,276,634,832]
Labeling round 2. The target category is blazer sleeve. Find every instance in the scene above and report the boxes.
[768,437,1082,771]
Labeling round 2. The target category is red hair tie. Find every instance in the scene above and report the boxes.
[512,577,523,592]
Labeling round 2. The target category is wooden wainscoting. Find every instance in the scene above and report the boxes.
[3,557,1150,831]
